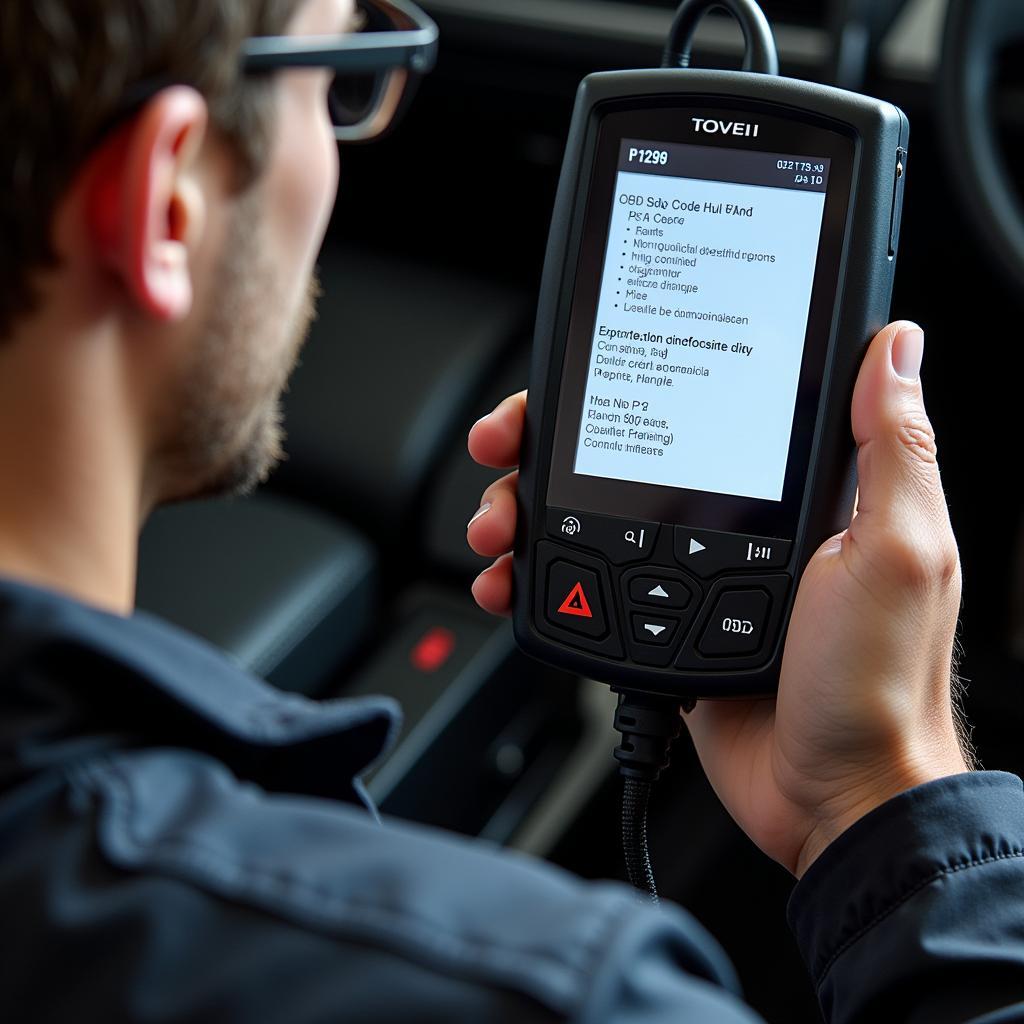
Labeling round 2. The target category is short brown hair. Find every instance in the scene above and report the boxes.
[0,0,303,339]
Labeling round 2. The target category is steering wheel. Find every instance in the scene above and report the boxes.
[939,0,1024,295]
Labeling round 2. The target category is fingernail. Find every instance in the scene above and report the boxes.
[891,326,924,381]
[467,502,492,528]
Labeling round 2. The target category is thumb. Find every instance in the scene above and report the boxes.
[848,321,954,566]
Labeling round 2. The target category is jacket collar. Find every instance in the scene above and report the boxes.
[0,576,400,809]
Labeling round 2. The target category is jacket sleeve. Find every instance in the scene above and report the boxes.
[788,770,1024,1024]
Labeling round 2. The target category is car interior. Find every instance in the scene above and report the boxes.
[133,1,1024,1019]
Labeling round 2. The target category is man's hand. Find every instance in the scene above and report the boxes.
[466,323,971,878]
[466,390,527,616]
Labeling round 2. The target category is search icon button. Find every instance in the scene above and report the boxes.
[545,509,659,564]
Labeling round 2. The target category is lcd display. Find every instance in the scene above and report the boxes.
[571,138,830,502]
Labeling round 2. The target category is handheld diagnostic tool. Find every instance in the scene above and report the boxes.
[513,0,908,705]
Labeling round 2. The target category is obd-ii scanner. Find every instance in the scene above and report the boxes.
[511,0,909,896]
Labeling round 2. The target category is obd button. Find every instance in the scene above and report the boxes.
[698,589,771,657]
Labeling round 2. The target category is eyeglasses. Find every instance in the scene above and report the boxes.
[88,0,437,154]
[240,0,438,143]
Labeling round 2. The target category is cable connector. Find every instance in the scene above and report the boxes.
[612,691,684,782]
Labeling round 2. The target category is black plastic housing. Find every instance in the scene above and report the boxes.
[513,69,908,701]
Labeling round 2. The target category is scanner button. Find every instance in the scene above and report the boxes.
[547,508,659,564]
[545,561,608,639]
[698,589,771,657]
[631,614,680,647]
[674,526,791,578]
[629,576,691,609]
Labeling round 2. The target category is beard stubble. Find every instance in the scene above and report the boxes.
[158,187,321,505]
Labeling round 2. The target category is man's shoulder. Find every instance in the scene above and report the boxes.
[0,578,756,1022]
[1,743,756,1023]
[75,746,632,1014]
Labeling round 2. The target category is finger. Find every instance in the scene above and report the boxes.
[467,472,518,558]
[471,553,513,617]
[851,322,943,521]
[468,391,527,470]
[479,469,519,508]
[847,321,957,578]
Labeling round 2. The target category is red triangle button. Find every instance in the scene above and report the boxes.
[557,581,593,619]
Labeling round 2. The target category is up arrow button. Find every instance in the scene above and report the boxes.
[628,576,693,610]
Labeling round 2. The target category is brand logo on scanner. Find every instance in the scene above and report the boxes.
[691,118,760,137]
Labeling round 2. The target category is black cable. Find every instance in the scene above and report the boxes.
[662,0,779,75]
[613,692,688,901]
[622,776,658,900]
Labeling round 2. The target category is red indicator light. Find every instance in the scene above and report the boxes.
[410,626,456,673]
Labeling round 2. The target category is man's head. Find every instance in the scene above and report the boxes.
[0,0,352,506]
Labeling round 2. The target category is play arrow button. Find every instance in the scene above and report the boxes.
[688,537,706,555]
[647,584,669,598]
[643,623,667,637]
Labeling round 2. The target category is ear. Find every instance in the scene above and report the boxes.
[87,86,209,322]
